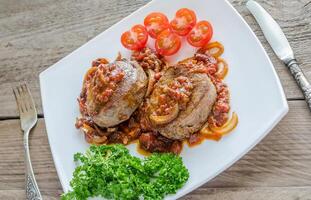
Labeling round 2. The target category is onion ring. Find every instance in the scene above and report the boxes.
[215,57,228,79]
[203,41,224,58]
[149,103,179,125]
[210,112,238,135]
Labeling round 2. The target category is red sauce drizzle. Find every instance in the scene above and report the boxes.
[78,61,125,116]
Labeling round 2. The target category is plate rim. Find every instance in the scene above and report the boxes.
[39,0,289,198]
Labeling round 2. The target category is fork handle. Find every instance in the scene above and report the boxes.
[24,130,42,200]
[286,59,311,111]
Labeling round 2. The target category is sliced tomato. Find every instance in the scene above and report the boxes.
[155,29,181,56]
[187,21,213,47]
[144,12,170,38]
[170,8,197,36]
[121,24,148,51]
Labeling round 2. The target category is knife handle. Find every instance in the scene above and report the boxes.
[286,59,311,111]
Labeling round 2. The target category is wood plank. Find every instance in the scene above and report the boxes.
[0,0,311,117]
[0,190,61,200]
[0,101,310,199]
[0,0,150,118]
[180,187,311,200]
[1,187,310,200]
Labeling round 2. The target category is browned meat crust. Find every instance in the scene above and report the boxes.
[85,59,148,127]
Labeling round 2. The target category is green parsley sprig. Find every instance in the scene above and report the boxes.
[61,144,189,200]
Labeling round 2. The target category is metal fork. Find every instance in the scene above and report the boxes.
[13,84,42,200]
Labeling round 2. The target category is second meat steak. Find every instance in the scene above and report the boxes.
[145,65,217,140]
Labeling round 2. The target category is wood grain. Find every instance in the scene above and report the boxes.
[1,188,311,200]
[0,0,311,117]
[181,187,311,200]
[1,0,311,199]
[0,101,310,199]
[0,190,60,200]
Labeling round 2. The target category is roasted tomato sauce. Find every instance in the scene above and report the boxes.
[76,45,233,154]
[131,47,165,72]
[92,64,124,104]
[78,59,125,116]
[155,76,193,116]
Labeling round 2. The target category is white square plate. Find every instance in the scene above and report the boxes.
[39,0,288,199]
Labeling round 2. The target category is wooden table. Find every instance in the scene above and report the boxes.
[1,0,311,199]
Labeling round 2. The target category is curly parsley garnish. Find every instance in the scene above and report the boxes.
[61,144,189,200]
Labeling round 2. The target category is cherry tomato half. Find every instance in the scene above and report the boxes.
[155,29,181,56]
[121,24,148,51]
[170,8,197,36]
[187,21,213,47]
[144,12,170,39]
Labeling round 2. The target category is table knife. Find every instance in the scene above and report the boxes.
[246,0,311,111]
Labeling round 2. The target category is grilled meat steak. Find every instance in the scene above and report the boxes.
[145,65,217,140]
[84,59,147,127]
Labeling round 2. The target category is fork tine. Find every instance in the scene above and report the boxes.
[21,84,31,110]
[13,87,24,114]
[19,85,29,112]
[23,83,36,111]
[22,84,32,109]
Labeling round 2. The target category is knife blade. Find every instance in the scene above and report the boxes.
[246,0,311,111]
